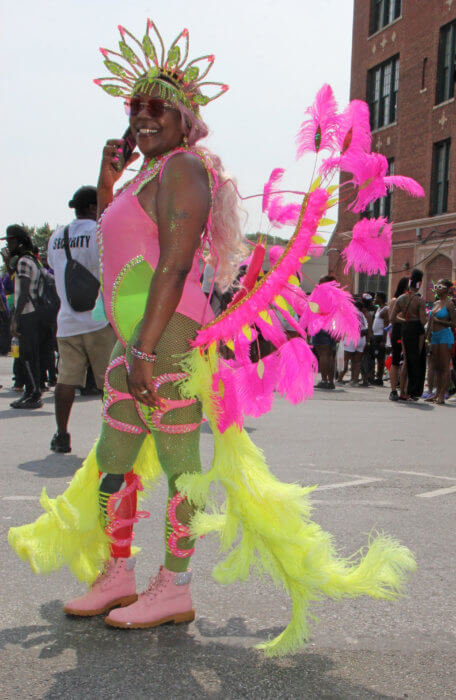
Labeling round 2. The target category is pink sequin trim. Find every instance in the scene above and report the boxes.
[167,493,195,558]
[102,355,149,434]
[106,473,150,548]
[102,357,201,435]
[149,372,202,434]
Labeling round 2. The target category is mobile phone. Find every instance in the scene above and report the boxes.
[114,128,136,172]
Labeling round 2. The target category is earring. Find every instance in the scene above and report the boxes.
[183,135,189,149]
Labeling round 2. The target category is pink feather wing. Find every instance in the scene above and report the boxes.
[193,188,330,348]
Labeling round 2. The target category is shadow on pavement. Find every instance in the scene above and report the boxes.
[201,422,256,435]
[392,402,434,411]
[0,409,54,420]
[17,454,82,479]
[0,600,393,699]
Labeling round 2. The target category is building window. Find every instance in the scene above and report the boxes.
[370,0,401,35]
[421,57,428,90]
[368,56,399,130]
[431,140,451,215]
[365,158,395,219]
[358,270,389,296]
[436,21,456,104]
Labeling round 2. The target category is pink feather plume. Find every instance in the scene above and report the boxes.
[340,151,425,213]
[275,337,317,404]
[343,151,389,212]
[262,170,301,227]
[342,217,392,276]
[267,200,301,228]
[337,100,372,155]
[213,339,317,431]
[232,353,278,419]
[383,175,425,198]
[320,99,372,176]
[212,361,244,433]
[302,281,360,343]
[233,328,257,366]
[296,84,340,157]
[262,168,285,213]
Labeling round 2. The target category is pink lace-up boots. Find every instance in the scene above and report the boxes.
[63,557,137,616]
[105,565,195,628]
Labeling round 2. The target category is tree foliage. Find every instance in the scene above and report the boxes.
[246,232,288,247]
[20,223,55,263]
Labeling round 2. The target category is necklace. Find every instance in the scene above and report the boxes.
[114,149,173,199]
[96,147,181,291]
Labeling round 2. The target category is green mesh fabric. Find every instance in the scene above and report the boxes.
[96,313,202,572]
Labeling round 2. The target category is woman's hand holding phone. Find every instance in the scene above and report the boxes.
[98,138,139,191]
[97,130,140,216]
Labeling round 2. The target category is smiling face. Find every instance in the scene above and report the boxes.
[128,86,185,160]
[436,279,450,299]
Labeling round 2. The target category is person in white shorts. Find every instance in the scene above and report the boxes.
[338,301,368,385]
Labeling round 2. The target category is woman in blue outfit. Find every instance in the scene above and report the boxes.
[428,279,456,404]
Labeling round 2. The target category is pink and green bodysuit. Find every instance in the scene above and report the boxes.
[95,148,216,572]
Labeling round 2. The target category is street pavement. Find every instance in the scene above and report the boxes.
[1,354,455,699]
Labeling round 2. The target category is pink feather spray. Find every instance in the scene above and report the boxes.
[320,99,372,176]
[302,282,360,344]
[275,337,317,404]
[342,217,392,276]
[262,169,301,227]
[193,188,330,348]
[296,84,340,157]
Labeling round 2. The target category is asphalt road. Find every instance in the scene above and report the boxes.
[1,354,455,699]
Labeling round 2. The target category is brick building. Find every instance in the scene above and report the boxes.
[330,0,456,302]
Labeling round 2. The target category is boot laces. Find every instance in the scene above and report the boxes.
[143,569,167,601]
[96,560,119,588]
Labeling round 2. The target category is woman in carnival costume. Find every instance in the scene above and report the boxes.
[9,21,424,656]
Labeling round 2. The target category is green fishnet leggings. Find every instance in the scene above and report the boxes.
[96,313,202,573]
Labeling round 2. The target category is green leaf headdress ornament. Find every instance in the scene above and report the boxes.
[94,20,229,114]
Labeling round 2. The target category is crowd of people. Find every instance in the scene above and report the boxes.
[2,220,455,438]
[313,269,456,405]
[0,186,116,453]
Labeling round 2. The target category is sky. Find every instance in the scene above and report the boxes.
[1,0,354,238]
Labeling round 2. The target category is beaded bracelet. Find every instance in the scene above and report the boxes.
[130,346,157,363]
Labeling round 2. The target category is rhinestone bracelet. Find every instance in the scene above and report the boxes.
[130,346,157,363]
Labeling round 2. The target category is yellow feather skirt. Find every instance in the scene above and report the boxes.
[8,345,416,656]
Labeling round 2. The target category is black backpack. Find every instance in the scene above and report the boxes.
[0,304,10,354]
[27,255,60,324]
[63,225,100,312]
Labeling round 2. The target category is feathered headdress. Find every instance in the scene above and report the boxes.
[94,20,228,113]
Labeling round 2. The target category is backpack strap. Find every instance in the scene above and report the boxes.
[403,292,417,320]
[63,225,72,262]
